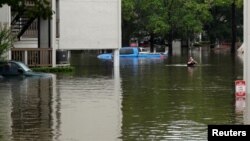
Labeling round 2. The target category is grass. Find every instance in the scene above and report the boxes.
[31,66,75,73]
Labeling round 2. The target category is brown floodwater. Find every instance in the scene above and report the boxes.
[0,47,246,141]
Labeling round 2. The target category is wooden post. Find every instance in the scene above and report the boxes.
[113,49,119,67]
[24,50,28,65]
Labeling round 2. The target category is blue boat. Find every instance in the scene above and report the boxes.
[97,47,167,60]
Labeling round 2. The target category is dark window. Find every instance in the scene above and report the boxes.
[120,48,134,54]
[9,62,20,74]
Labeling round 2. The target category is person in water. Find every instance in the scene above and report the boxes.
[187,56,197,66]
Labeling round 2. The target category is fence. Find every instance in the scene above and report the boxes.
[11,48,52,67]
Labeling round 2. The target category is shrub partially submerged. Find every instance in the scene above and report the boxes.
[32,66,75,73]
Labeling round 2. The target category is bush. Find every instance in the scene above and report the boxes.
[32,66,75,73]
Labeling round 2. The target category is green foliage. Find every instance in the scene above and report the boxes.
[141,0,169,35]
[0,25,14,60]
[205,0,243,44]
[208,0,243,7]
[30,0,54,19]
[0,0,54,19]
[122,0,243,47]
[122,0,213,46]
[177,0,212,40]
[147,15,169,35]
[122,0,135,21]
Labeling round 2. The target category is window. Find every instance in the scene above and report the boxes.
[120,48,134,54]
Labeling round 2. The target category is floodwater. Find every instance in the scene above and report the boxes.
[0,46,247,141]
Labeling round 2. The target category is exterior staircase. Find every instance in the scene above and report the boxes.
[11,1,37,40]
[10,0,55,67]
[11,12,37,39]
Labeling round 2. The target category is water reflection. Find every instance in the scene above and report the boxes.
[120,47,243,141]
[236,49,250,124]
[56,74,122,141]
[0,46,246,140]
[120,58,166,66]
[166,120,207,140]
[0,69,123,141]
[244,95,250,124]
[0,78,12,141]
[0,76,57,141]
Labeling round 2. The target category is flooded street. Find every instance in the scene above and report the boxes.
[0,47,246,141]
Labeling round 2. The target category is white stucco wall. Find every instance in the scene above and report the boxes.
[59,0,121,50]
[0,5,11,60]
[0,5,10,26]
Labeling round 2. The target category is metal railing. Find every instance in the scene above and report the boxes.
[11,48,52,67]
[22,19,38,38]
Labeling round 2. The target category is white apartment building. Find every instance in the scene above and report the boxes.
[0,0,121,67]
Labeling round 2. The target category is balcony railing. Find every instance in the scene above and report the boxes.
[11,48,52,67]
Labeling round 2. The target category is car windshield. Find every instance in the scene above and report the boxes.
[120,48,134,54]
[16,62,32,72]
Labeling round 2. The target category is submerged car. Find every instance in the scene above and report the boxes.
[0,60,51,77]
[97,47,167,60]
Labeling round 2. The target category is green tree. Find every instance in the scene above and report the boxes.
[122,0,243,55]
[0,0,53,19]
[178,0,211,44]
[205,0,243,53]
[164,0,211,54]
[122,0,169,50]
[122,0,136,46]
[138,0,169,52]
[122,0,212,55]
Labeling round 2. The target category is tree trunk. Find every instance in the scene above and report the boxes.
[167,31,173,56]
[149,33,154,52]
[122,33,130,47]
[122,21,131,47]
[209,35,216,48]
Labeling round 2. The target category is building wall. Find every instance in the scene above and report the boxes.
[59,0,121,50]
[0,5,10,26]
[0,5,11,60]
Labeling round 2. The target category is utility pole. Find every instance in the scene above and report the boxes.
[244,0,250,124]
[231,0,236,54]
